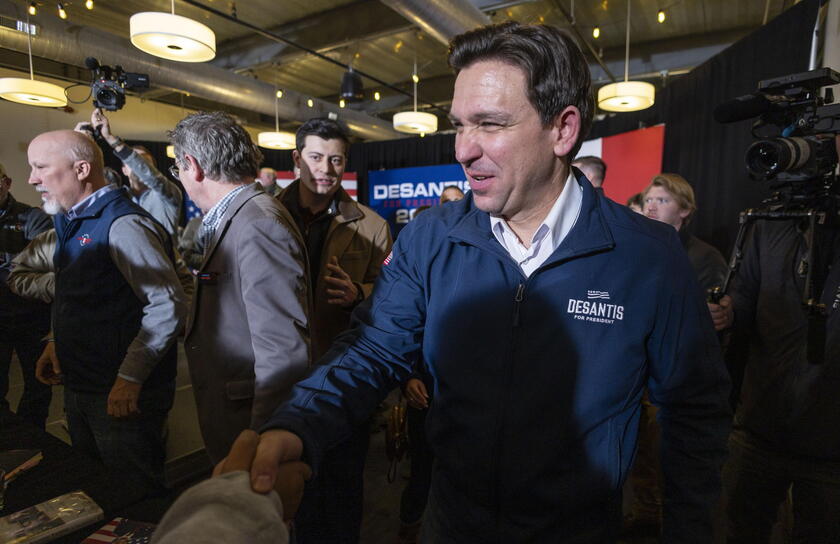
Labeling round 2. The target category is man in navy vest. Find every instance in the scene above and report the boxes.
[29,130,187,496]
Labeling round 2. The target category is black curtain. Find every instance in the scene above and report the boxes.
[659,0,817,253]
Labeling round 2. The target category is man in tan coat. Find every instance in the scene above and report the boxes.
[173,112,310,464]
[277,118,392,543]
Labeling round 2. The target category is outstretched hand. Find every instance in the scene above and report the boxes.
[230,429,311,525]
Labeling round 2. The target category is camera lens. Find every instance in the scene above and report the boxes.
[746,138,810,179]
[96,88,118,108]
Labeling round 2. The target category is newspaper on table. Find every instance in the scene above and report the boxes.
[0,490,103,544]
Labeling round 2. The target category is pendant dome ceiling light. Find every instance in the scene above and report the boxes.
[0,17,67,107]
[597,0,655,112]
[130,0,216,62]
[258,90,296,150]
[393,61,437,135]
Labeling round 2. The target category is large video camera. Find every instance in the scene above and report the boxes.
[712,69,840,359]
[715,68,840,211]
[85,57,149,111]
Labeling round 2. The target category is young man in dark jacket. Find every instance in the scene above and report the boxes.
[244,22,731,542]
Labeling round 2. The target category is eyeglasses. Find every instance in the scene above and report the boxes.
[168,164,180,180]
[644,197,671,206]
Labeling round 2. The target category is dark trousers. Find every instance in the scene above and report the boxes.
[724,428,840,543]
[294,423,370,544]
[0,325,51,429]
[64,383,174,497]
[626,391,663,521]
[400,405,434,524]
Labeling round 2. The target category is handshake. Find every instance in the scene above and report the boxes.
[215,429,312,525]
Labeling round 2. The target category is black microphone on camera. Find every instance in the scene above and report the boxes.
[713,93,776,124]
[84,56,100,72]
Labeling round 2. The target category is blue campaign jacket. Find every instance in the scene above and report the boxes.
[265,174,731,542]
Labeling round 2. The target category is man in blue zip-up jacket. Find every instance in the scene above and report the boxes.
[245,22,731,542]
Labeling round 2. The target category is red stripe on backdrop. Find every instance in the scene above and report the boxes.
[601,125,664,206]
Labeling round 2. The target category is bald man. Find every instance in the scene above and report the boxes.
[29,130,187,496]
[257,167,279,197]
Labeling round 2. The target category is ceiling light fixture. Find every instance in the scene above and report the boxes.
[597,1,655,112]
[339,98,345,108]
[393,61,437,135]
[592,26,600,39]
[657,9,666,23]
[0,15,67,107]
[257,90,296,150]
[129,0,216,62]
[275,89,283,99]
[307,98,313,108]
[28,2,37,15]
[340,67,364,102]
[85,0,93,10]
[57,3,67,19]
[374,91,380,101]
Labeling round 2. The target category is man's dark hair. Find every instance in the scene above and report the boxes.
[626,192,644,209]
[295,118,350,154]
[448,22,594,158]
[572,156,606,184]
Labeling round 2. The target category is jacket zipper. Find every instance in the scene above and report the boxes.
[512,283,525,327]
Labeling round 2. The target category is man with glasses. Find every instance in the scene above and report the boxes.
[625,173,727,534]
[170,112,310,466]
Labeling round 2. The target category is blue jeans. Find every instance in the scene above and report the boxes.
[0,325,51,429]
[724,428,840,543]
[64,383,174,497]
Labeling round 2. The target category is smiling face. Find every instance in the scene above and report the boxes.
[449,59,577,222]
[27,133,90,215]
[293,135,347,198]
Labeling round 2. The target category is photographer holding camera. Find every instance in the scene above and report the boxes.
[710,69,840,542]
[77,108,182,237]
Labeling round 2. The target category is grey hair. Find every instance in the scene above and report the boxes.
[66,132,104,172]
[168,111,263,183]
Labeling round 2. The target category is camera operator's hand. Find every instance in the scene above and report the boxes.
[708,295,734,331]
[73,121,95,138]
[91,108,123,150]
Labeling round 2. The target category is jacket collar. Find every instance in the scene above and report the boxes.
[279,179,363,225]
[200,183,264,270]
[448,171,615,269]
[63,185,124,222]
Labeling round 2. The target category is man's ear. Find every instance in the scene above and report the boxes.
[74,160,92,181]
[184,154,205,182]
[551,105,582,160]
[292,149,301,169]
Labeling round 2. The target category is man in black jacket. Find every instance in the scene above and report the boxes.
[711,218,840,542]
[0,162,53,427]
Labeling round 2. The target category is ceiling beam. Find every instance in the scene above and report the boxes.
[212,0,410,73]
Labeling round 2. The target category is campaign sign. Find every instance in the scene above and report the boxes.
[368,164,468,234]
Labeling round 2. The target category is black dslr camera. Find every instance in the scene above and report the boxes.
[86,57,149,111]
